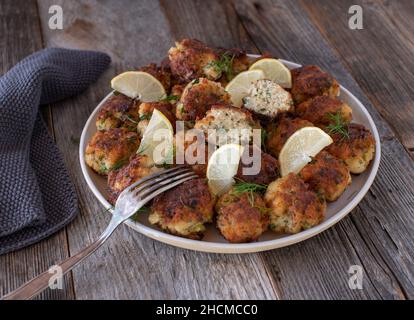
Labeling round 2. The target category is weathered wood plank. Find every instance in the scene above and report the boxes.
[233,0,414,299]
[0,0,75,300]
[302,0,414,153]
[36,0,277,299]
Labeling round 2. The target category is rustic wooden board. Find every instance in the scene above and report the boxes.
[232,0,414,299]
[302,0,414,154]
[3,0,413,300]
[36,0,277,300]
[0,0,75,300]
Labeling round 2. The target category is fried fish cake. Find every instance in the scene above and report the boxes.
[291,65,340,104]
[266,116,314,158]
[149,178,215,240]
[296,96,352,127]
[176,78,231,122]
[85,128,140,175]
[242,80,294,119]
[214,48,251,86]
[107,154,160,204]
[325,123,375,174]
[216,188,269,243]
[168,39,221,82]
[265,173,326,233]
[298,151,351,201]
[138,62,171,91]
[194,104,260,146]
[96,93,140,131]
[235,146,279,185]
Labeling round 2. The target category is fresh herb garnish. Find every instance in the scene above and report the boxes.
[139,114,152,121]
[207,52,235,81]
[191,78,200,85]
[233,179,268,206]
[326,112,350,140]
[121,114,139,124]
[162,95,178,102]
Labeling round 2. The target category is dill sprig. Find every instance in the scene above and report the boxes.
[162,95,178,102]
[233,179,268,207]
[207,52,235,81]
[326,112,350,140]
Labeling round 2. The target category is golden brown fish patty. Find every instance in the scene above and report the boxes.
[266,116,314,158]
[216,189,269,243]
[85,128,140,175]
[96,93,140,131]
[265,173,326,233]
[107,154,160,204]
[149,178,215,240]
[296,95,352,127]
[299,151,351,201]
[138,62,172,91]
[325,123,375,174]
[291,65,339,104]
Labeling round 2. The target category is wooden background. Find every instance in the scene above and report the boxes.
[1,0,413,300]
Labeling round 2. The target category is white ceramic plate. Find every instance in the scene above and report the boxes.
[79,57,381,254]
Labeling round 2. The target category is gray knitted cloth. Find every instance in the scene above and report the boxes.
[0,48,111,255]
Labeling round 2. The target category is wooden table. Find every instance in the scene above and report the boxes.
[1,0,413,300]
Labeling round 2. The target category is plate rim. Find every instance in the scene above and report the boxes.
[79,57,381,254]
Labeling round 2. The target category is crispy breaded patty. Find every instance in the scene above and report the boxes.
[325,123,375,174]
[176,78,231,122]
[265,173,326,233]
[236,146,279,185]
[137,101,177,138]
[242,80,294,118]
[149,178,215,239]
[107,154,160,204]
[194,104,260,146]
[138,63,171,91]
[296,96,352,127]
[298,151,351,201]
[96,93,140,131]
[138,101,176,126]
[174,134,210,177]
[170,84,185,101]
[85,128,140,175]
[168,39,221,82]
[291,65,340,104]
[266,116,314,158]
[216,189,269,243]
[215,48,250,87]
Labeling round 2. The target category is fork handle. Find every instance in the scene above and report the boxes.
[2,216,123,300]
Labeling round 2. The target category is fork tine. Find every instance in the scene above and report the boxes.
[130,167,192,196]
[121,166,189,195]
[134,171,198,200]
[137,175,198,206]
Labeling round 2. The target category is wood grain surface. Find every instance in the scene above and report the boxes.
[1,0,413,300]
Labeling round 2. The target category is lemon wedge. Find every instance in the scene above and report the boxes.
[137,109,174,165]
[111,71,166,101]
[279,127,333,176]
[206,144,244,196]
[249,58,292,88]
[225,70,265,107]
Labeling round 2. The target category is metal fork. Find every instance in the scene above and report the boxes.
[2,166,197,300]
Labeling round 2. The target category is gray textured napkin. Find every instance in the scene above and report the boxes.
[0,48,111,255]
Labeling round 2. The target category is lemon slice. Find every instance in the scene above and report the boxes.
[279,127,333,176]
[111,71,166,101]
[249,58,292,88]
[137,109,174,164]
[225,70,265,107]
[207,144,244,196]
